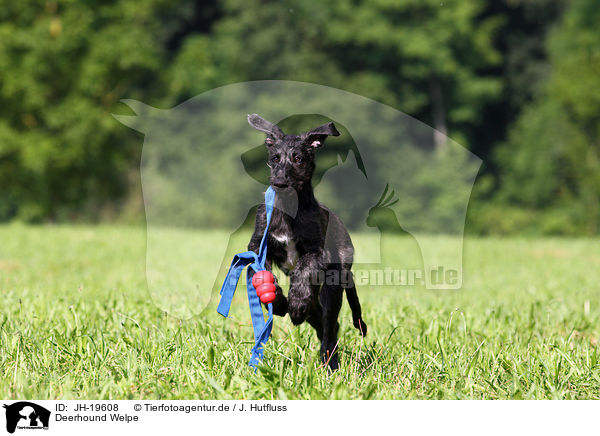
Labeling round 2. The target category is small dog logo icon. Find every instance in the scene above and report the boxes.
[2,402,50,433]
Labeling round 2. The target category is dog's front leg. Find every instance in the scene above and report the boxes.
[288,252,323,325]
[268,267,288,316]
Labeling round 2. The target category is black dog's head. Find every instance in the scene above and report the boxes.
[247,114,340,191]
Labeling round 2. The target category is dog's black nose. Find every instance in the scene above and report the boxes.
[273,182,288,188]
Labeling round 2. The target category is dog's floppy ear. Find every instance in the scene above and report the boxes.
[247,114,284,145]
[302,122,340,149]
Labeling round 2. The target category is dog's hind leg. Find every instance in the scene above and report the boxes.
[320,279,343,371]
[306,301,323,341]
[344,270,367,337]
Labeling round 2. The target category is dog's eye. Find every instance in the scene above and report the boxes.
[271,156,280,164]
[294,155,302,163]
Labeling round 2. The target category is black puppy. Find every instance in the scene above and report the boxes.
[247,114,367,370]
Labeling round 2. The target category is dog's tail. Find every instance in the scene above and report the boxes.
[345,271,367,336]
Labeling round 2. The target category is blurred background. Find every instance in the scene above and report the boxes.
[1,0,598,236]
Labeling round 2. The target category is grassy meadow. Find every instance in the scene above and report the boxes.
[0,224,599,399]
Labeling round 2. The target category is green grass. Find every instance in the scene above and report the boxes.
[1,223,599,399]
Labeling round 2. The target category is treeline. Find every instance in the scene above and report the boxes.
[0,0,598,234]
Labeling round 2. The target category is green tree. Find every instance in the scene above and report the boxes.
[493,0,600,234]
[323,0,503,148]
[0,0,202,220]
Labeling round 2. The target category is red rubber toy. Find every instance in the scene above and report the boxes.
[252,270,274,288]
[252,270,276,304]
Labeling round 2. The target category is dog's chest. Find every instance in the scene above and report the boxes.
[270,231,299,273]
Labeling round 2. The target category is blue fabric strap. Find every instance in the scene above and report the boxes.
[217,187,276,368]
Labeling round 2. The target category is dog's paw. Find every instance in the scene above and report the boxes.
[271,292,288,316]
[326,354,339,372]
[321,347,339,371]
[288,303,310,325]
[354,318,367,337]
[288,292,311,325]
